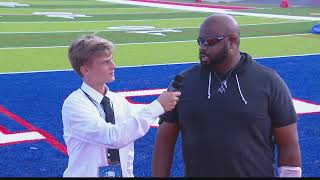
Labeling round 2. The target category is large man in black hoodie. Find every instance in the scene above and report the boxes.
[152,14,301,177]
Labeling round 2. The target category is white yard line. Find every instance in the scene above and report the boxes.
[0,131,46,144]
[101,0,320,21]
[0,33,311,50]
[0,17,205,24]
[0,11,186,16]
[0,20,308,34]
[0,52,319,75]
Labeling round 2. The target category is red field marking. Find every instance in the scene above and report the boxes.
[0,105,67,155]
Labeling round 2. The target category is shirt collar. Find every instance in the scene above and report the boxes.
[81,82,110,104]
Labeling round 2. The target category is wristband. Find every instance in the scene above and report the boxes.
[278,166,302,177]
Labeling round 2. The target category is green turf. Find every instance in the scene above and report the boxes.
[240,7,320,17]
[0,7,181,15]
[0,12,211,22]
[0,21,315,48]
[0,0,139,9]
[7,0,117,5]
[0,1,140,9]
[0,47,70,72]
[4,4,142,8]
[150,0,320,15]
[0,0,319,73]
[1,16,297,33]
[153,0,272,8]
[240,34,320,58]
[0,34,319,73]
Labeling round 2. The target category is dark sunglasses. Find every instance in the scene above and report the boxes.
[197,36,226,47]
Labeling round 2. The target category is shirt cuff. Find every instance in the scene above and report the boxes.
[148,100,165,117]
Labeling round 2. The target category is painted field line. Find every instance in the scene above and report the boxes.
[116,88,320,113]
[102,0,320,21]
[0,7,183,10]
[0,52,319,75]
[0,33,311,50]
[0,16,306,24]
[0,131,46,145]
[0,7,166,10]
[0,105,67,154]
[0,11,186,16]
[0,17,207,24]
[0,20,308,34]
[116,88,320,127]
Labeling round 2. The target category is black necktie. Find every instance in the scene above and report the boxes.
[101,96,120,164]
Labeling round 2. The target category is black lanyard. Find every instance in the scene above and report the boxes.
[80,88,114,113]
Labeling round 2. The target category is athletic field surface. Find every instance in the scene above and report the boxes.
[0,0,319,177]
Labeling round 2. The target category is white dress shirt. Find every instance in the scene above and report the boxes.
[62,82,164,177]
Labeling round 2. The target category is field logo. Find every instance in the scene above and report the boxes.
[32,12,91,19]
[108,26,182,36]
[0,2,29,7]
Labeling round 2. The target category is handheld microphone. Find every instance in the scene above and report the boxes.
[168,74,184,92]
[158,74,184,123]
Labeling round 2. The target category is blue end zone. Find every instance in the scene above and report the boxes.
[257,55,320,104]
[1,141,68,177]
[0,54,319,177]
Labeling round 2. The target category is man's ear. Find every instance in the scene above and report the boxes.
[229,35,240,50]
[80,65,88,76]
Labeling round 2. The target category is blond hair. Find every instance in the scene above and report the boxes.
[68,35,114,76]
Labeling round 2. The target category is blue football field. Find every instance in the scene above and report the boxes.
[0,54,320,177]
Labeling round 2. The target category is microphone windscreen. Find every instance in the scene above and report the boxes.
[168,74,184,91]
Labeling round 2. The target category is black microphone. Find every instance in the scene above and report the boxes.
[158,74,184,123]
[168,74,184,92]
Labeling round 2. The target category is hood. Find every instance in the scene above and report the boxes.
[233,52,253,74]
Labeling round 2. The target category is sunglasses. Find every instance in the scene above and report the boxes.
[197,36,226,47]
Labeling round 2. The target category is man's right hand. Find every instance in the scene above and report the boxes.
[157,91,181,112]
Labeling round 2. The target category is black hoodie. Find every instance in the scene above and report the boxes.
[159,52,298,177]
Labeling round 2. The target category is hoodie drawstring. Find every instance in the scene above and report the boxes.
[208,72,211,99]
[236,74,248,104]
[207,72,248,104]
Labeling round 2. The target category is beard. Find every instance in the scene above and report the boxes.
[200,44,228,70]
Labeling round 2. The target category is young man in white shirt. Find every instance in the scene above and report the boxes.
[62,35,181,177]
